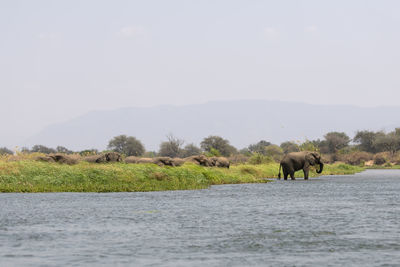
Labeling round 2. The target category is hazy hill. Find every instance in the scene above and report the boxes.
[26,100,400,151]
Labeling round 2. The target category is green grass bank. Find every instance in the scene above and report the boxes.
[0,161,363,193]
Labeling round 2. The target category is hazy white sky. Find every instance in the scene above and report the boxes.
[1,0,400,147]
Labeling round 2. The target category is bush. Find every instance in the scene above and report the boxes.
[248,153,273,165]
[228,154,249,164]
[31,145,56,154]
[264,145,284,162]
[158,134,184,158]
[340,151,373,166]
[321,154,334,164]
[180,144,201,157]
[280,141,300,154]
[205,147,221,157]
[391,152,400,165]
[0,147,13,155]
[374,152,388,165]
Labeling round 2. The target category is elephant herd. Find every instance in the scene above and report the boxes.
[125,154,230,168]
[36,151,325,179]
[36,152,230,168]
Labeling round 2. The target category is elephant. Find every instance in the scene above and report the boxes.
[184,155,212,167]
[171,158,185,166]
[125,156,139,164]
[153,157,175,166]
[36,153,79,165]
[278,151,323,180]
[136,157,154,164]
[84,152,122,163]
[209,157,230,168]
[49,153,79,165]
[153,157,187,167]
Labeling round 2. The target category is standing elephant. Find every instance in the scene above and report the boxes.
[278,151,323,180]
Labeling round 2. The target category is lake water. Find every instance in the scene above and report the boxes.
[1,170,400,266]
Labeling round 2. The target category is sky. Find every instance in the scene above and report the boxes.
[1,0,400,148]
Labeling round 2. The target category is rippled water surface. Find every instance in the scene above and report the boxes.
[1,170,400,266]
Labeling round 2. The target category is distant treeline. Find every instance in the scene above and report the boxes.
[2,128,400,166]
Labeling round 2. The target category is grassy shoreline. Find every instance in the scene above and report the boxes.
[0,161,364,193]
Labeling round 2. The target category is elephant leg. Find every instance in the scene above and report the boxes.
[303,169,309,180]
[290,172,295,180]
[283,170,288,180]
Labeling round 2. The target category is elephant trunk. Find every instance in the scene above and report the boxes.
[316,162,324,173]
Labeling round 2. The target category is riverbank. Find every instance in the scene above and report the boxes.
[0,161,363,193]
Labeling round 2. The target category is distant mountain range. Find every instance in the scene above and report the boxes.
[26,100,400,151]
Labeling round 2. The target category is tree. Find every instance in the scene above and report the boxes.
[373,132,400,154]
[200,135,237,157]
[324,132,350,153]
[280,141,300,154]
[158,134,184,158]
[108,135,145,156]
[0,147,13,155]
[56,146,74,154]
[20,147,30,153]
[181,143,202,157]
[31,145,56,154]
[299,140,319,152]
[353,130,380,153]
[265,145,284,161]
[248,140,271,155]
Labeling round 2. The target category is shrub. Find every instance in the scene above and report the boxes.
[391,152,400,165]
[79,149,99,156]
[340,151,373,166]
[321,154,334,164]
[228,154,249,164]
[280,141,300,154]
[31,145,56,154]
[205,147,221,157]
[0,147,13,155]
[264,145,284,162]
[248,153,273,165]
[180,143,201,157]
[158,134,184,158]
[374,153,388,165]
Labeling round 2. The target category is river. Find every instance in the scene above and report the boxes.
[1,169,400,266]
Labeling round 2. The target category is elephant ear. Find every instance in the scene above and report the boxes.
[311,152,321,161]
[305,153,316,166]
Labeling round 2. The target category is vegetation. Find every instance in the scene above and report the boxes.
[200,135,237,157]
[4,127,400,194]
[181,143,202,157]
[0,154,362,193]
[0,147,13,155]
[158,134,184,157]
[31,145,57,154]
[108,135,145,156]
[280,141,300,154]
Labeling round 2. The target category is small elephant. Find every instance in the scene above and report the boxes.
[125,156,139,164]
[278,151,323,180]
[104,152,122,162]
[136,157,154,164]
[84,152,122,163]
[184,155,212,167]
[48,153,79,165]
[153,157,175,167]
[209,157,230,168]
[172,158,185,167]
